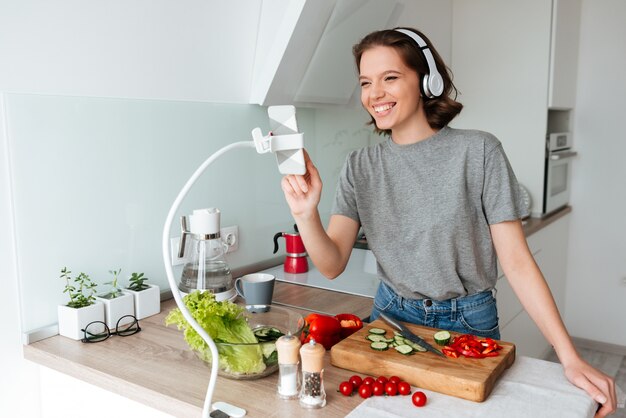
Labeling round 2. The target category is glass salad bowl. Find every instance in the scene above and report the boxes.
[194,304,305,380]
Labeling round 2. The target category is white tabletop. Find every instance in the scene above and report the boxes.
[346,356,597,418]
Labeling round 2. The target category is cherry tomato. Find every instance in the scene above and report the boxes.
[397,381,411,396]
[388,375,401,384]
[371,382,385,396]
[362,376,376,386]
[384,381,398,396]
[349,375,362,388]
[358,384,373,399]
[412,391,427,407]
[375,376,388,385]
[339,381,353,396]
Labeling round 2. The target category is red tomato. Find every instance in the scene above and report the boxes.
[371,382,385,396]
[362,376,376,386]
[412,391,427,407]
[358,384,373,399]
[301,313,342,350]
[339,381,353,396]
[388,375,401,384]
[397,381,411,396]
[375,376,388,385]
[384,381,398,396]
[348,375,363,388]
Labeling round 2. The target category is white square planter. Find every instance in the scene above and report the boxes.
[58,301,105,341]
[125,284,161,320]
[96,292,135,329]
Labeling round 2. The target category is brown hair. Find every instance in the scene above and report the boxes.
[353,27,463,135]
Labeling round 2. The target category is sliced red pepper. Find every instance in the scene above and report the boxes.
[448,334,503,359]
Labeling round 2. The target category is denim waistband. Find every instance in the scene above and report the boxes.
[379,281,495,312]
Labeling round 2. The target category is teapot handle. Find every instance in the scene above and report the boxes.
[273,232,284,254]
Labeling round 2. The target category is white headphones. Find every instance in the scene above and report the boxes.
[395,28,444,98]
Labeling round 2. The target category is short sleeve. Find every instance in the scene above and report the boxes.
[331,154,360,223]
[482,143,530,224]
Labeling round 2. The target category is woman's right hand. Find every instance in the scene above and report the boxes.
[280,150,322,219]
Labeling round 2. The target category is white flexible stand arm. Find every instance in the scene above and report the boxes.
[161,129,303,418]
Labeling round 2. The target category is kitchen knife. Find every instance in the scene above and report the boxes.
[380,313,445,357]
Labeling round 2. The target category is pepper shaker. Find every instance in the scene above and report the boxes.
[299,338,326,408]
[276,334,301,399]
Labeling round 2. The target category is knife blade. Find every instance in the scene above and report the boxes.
[379,313,445,357]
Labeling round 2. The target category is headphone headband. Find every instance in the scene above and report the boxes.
[394,29,444,98]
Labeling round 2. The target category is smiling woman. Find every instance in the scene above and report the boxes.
[278,26,617,416]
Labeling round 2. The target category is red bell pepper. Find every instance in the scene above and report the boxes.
[445,334,503,359]
[300,313,342,350]
[334,313,363,339]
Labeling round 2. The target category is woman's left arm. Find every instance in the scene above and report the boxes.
[490,220,616,417]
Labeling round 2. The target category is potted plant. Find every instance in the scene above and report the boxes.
[96,268,135,328]
[125,272,160,320]
[57,267,104,340]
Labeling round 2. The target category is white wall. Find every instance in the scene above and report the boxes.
[565,0,626,346]
[0,0,261,102]
[1,93,42,418]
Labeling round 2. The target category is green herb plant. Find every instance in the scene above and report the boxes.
[60,267,98,309]
[127,272,149,291]
[103,268,122,299]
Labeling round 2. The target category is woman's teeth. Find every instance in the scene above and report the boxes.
[374,103,394,113]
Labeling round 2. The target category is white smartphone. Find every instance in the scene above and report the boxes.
[268,105,306,175]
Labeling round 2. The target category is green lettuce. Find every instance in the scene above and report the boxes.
[165,291,266,375]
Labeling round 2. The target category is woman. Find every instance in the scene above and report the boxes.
[281,27,616,416]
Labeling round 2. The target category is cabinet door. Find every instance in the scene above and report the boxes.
[501,309,551,359]
[548,0,582,109]
[526,215,570,310]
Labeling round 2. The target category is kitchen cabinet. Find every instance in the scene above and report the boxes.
[450,0,580,217]
[498,213,571,359]
[251,0,453,107]
[548,0,582,110]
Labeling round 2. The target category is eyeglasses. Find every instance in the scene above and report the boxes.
[81,315,141,343]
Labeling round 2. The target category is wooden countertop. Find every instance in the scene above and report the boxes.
[522,206,571,237]
[24,282,374,418]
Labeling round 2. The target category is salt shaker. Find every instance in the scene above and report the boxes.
[299,339,326,408]
[276,334,301,399]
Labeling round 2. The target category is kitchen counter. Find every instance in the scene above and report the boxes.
[24,278,596,418]
[24,283,373,418]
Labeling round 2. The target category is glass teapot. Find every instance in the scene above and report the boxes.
[178,208,235,301]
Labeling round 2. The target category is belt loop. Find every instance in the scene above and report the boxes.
[399,296,405,310]
[451,298,457,322]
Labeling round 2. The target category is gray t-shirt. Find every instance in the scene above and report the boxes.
[331,126,529,300]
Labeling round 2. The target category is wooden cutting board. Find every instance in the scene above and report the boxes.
[330,319,515,402]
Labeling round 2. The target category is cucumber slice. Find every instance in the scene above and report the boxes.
[366,334,388,343]
[404,339,427,352]
[394,344,414,355]
[368,328,387,335]
[370,341,389,351]
[433,330,451,346]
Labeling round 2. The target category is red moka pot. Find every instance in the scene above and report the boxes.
[273,225,309,274]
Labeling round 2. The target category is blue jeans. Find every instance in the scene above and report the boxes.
[369,282,501,340]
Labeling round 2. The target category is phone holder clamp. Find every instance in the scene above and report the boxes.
[251,127,304,154]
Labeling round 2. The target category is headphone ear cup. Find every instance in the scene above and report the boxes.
[427,72,444,98]
[422,74,432,98]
